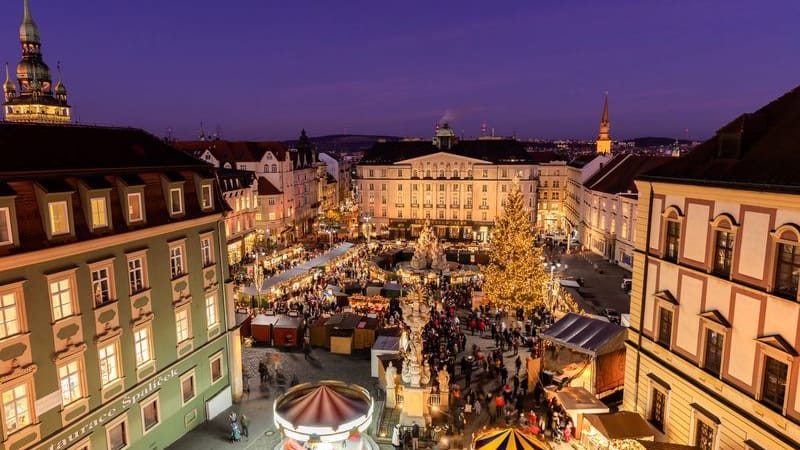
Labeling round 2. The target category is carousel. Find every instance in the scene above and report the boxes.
[472,427,551,450]
[273,380,378,450]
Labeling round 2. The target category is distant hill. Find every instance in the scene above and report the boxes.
[283,134,399,154]
[626,137,691,147]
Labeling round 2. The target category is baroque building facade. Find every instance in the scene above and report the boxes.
[355,125,539,241]
[0,123,237,450]
[624,85,800,450]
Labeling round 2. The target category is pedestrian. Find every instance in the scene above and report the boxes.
[411,422,420,450]
[392,424,401,450]
[259,361,267,384]
[303,337,312,360]
[488,395,497,423]
[240,413,250,438]
[515,355,522,373]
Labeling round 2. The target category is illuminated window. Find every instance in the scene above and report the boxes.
[200,236,213,267]
[1,383,31,433]
[127,192,143,222]
[169,244,185,278]
[694,420,715,450]
[98,342,120,386]
[90,197,108,228]
[176,308,191,343]
[205,294,218,328]
[0,291,20,339]
[91,266,112,305]
[49,200,70,235]
[128,255,146,294]
[664,220,680,262]
[58,360,83,406]
[713,230,734,277]
[134,327,152,366]
[50,278,74,321]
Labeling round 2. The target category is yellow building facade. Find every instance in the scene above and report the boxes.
[624,85,800,450]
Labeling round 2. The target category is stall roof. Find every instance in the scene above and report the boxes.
[540,313,626,356]
[372,335,400,351]
[584,411,654,440]
[554,387,609,414]
[251,314,280,326]
[275,316,302,328]
[258,242,354,291]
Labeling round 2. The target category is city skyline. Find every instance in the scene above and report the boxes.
[1,0,798,141]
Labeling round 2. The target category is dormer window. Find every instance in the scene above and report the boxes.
[201,184,213,210]
[0,207,12,245]
[170,188,184,215]
[128,193,143,222]
[49,201,70,235]
[90,197,108,228]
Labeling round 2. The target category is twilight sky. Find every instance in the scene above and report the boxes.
[2,0,798,141]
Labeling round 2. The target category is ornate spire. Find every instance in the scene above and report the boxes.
[20,0,40,45]
[3,62,17,100]
[596,91,612,155]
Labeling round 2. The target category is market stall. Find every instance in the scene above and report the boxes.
[330,328,355,354]
[251,314,280,345]
[309,317,329,347]
[472,427,550,450]
[540,313,626,398]
[580,412,655,449]
[274,381,376,450]
[549,386,609,440]
[274,316,303,349]
[353,317,380,350]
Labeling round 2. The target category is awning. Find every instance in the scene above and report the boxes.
[554,387,609,415]
[559,279,581,288]
[473,427,550,450]
[583,411,654,440]
[540,313,626,357]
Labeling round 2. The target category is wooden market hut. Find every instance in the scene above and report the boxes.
[251,314,280,345]
[273,315,303,349]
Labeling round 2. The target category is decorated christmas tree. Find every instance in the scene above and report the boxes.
[482,179,548,310]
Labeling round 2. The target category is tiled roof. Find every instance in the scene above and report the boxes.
[0,123,208,175]
[174,139,288,164]
[257,176,282,195]
[217,168,255,193]
[360,139,541,165]
[640,84,800,192]
[584,154,672,195]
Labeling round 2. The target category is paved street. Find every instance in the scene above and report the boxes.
[556,250,632,315]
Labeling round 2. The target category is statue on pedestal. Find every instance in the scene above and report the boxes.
[410,220,447,271]
[421,361,431,386]
[385,361,397,388]
[437,368,450,393]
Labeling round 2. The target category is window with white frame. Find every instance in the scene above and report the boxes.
[49,200,70,235]
[133,326,153,367]
[176,308,191,343]
[1,383,31,434]
[140,395,160,433]
[0,290,20,339]
[169,244,185,278]
[90,197,108,228]
[106,416,128,450]
[128,256,145,294]
[169,187,183,215]
[205,294,218,328]
[0,207,12,245]
[180,370,196,404]
[200,236,213,267]
[201,184,213,209]
[50,277,75,321]
[127,192,143,223]
[210,352,224,383]
[91,265,113,305]
[58,359,83,406]
[98,342,121,386]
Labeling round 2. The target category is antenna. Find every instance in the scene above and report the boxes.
[199,121,206,140]
[481,120,487,136]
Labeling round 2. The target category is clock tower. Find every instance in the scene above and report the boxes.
[596,92,611,155]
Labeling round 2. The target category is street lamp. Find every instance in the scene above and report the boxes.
[362,214,372,246]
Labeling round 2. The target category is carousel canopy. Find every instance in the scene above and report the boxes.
[275,383,371,429]
[472,427,550,450]
[540,313,625,357]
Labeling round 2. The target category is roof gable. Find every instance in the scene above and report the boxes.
[397,151,489,165]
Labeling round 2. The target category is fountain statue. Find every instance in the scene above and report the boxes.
[398,284,433,425]
[410,220,447,271]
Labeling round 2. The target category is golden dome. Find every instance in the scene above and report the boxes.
[54,80,66,95]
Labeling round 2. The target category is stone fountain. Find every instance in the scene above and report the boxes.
[397,285,432,426]
[410,221,448,272]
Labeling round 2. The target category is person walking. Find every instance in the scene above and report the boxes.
[411,422,420,450]
[391,424,401,450]
[488,395,497,424]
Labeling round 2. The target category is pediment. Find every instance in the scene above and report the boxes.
[396,151,489,166]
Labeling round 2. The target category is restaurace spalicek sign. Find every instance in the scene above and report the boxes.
[44,367,180,450]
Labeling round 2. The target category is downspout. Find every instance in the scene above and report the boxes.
[633,182,654,411]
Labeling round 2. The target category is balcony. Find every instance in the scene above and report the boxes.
[395,203,405,208]
[479,205,489,210]
[411,203,419,208]
[465,204,473,209]
[437,203,446,209]
[450,204,460,209]
[423,203,433,208]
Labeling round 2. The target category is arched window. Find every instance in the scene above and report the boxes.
[453,170,459,178]
[272,164,278,173]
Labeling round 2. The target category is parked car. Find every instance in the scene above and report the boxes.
[602,308,621,324]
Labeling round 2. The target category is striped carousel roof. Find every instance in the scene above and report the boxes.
[472,427,550,450]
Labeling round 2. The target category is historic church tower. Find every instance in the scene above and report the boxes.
[596,92,611,155]
[3,0,71,123]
